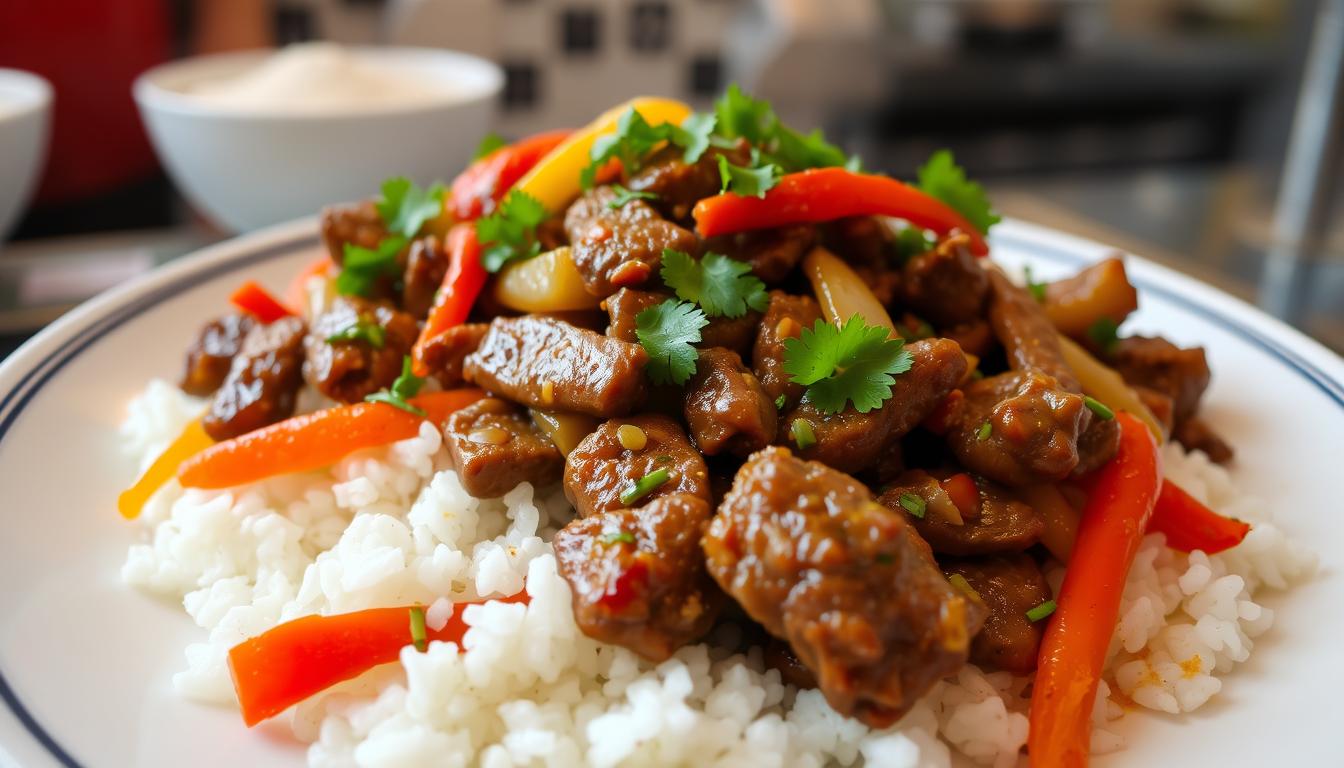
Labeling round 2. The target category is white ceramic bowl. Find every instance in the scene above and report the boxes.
[134,47,502,233]
[0,69,52,243]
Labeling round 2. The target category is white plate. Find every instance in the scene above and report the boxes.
[0,219,1340,767]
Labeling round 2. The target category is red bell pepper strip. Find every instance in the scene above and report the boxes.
[448,129,572,220]
[1029,412,1161,768]
[230,280,295,323]
[229,592,530,726]
[283,255,333,315]
[692,167,990,256]
[1148,479,1249,554]
[410,223,487,377]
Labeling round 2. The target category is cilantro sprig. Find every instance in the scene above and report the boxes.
[607,184,659,209]
[338,236,406,297]
[782,315,914,414]
[582,108,718,188]
[713,84,857,174]
[365,356,427,415]
[915,150,1000,236]
[475,190,547,272]
[635,299,708,385]
[376,177,445,240]
[717,152,780,198]
[660,250,768,319]
[326,317,387,348]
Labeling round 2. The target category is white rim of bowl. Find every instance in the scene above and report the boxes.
[132,46,503,121]
[0,69,54,121]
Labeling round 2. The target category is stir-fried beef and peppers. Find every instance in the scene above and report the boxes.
[135,90,1251,759]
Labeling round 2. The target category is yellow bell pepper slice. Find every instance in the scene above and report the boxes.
[118,416,213,519]
[513,96,693,213]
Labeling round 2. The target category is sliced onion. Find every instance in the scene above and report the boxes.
[801,246,897,335]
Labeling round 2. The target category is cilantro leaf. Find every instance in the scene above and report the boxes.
[660,249,768,318]
[635,299,708,385]
[668,112,716,164]
[376,177,445,239]
[714,83,776,145]
[365,356,427,416]
[475,190,547,272]
[782,315,914,414]
[473,132,507,160]
[915,150,1000,235]
[337,236,406,297]
[607,184,659,210]
[717,153,780,198]
[326,317,386,348]
[582,107,668,188]
[772,125,850,171]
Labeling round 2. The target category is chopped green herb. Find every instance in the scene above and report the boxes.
[337,236,406,297]
[898,492,927,519]
[915,150,1000,235]
[948,573,982,602]
[620,468,671,506]
[607,184,659,209]
[655,454,673,464]
[599,529,637,546]
[893,226,936,263]
[326,317,386,348]
[1083,395,1115,421]
[1087,317,1120,355]
[791,418,817,450]
[774,394,787,410]
[772,125,854,173]
[713,83,775,145]
[409,606,428,652]
[1023,265,1047,303]
[635,299,708,386]
[976,421,992,441]
[376,177,445,240]
[1026,599,1057,622]
[475,190,547,272]
[365,356,427,416]
[660,249,768,319]
[473,132,507,161]
[582,108,716,188]
[712,84,855,173]
[667,111,717,164]
[781,315,914,414]
[716,152,780,198]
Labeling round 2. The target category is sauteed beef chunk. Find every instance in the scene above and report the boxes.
[1174,417,1235,464]
[604,288,759,355]
[1108,336,1211,424]
[879,470,1044,556]
[554,493,722,660]
[401,235,450,319]
[825,218,901,305]
[419,322,489,387]
[464,316,648,418]
[181,313,256,396]
[1074,417,1122,476]
[303,296,419,403]
[443,398,563,498]
[203,316,307,441]
[564,414,711,518]
[988,270,1083,393]
[942,320,994,358]
[942,554,1051,674]
[948,371,1089,486]
[683,347,777,456]
[626,145,748,224]
[563,185,698,297]
[704,224,816,283]
[752,291,823,408]
[783,339,967,471]
[703,447,985,727]
[901,235,990,328]
[320,200,386,265]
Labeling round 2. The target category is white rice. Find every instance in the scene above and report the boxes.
[120,380,1316,767]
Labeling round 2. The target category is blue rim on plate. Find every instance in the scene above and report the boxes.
[0,224,1340,767]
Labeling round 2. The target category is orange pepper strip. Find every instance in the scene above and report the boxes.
[1148,479,1249,554]
[177,389,484,490]
[447,129,572,220]
[692,167,990,256]
[1029,412,1161,768]
[229,592,529,727]
[117,417,214,520]
[283,255,333,315]
[230,280,296,323]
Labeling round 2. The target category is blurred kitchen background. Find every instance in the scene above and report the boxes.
[0,0,1340,355]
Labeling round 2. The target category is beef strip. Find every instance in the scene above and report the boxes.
[554,493,723,660]
[947,371,1089,486]
[464,316,648,418]
[683,347,777,456]
[564,414,710,518]
[604,288,759,355]
[988,269,1082,393]
[563,185,698,297]
[782,338,968,472]
[319,200,386,265]
[942,320,994,358]
[752,291,823,408]
[1173,417,1235,464]
[879,469,1044,556]
[1107,336,1211,424]
[180,313,256,396]
[942,554,1051,674]
[900,235,990,328]
[703,447,986,727]
[443,398,563,498]
[203,316,307,441]
[401,235,449,319]
[703,224,816,283]
[303,295,420,403]
[418,322,489,388]
[625,144,748,224]
[1073,416,1121,475]
[1134,385,1176,436]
